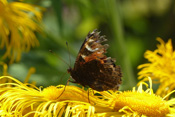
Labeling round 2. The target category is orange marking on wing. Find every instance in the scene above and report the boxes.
[84,52,105,64]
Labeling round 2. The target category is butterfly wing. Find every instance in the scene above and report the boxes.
[69,29,122,91]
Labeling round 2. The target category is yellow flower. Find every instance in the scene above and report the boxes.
[0,76,175,117]
[0,62,36,85]
[0,76,105,116]
[138,38,175,98]
[0,62,8,76]
[99,77,175,117]
[0,0,43,64]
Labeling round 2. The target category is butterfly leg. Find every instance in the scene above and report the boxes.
[57,77,71,99]
[87,88,91,103]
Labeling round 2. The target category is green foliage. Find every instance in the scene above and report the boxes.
[4,0,175,89]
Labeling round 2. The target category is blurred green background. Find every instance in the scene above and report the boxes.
[2,0,175,90]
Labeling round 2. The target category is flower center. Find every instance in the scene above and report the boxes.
[114,91,169,116]
[41,86,64,100]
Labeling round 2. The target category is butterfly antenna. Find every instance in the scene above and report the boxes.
[66,42,71,66]
[49,50,70,68]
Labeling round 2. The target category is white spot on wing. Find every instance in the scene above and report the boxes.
[88,39,94,42]
[81,54,86,59]
[85,44,98,52]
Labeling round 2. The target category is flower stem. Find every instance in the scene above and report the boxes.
[104,0,136,90]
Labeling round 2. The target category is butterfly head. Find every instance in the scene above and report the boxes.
[67,67,72,74]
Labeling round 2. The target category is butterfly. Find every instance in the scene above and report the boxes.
[67,29,122,91]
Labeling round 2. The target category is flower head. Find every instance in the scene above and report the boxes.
[0,0,43,63]
[99,77,175,117]
[138,38,175,98]
[0,76,103,116]
[0,76,175,116]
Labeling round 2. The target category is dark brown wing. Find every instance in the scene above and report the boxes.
[74,29,108,68]
[68,29,122,91]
